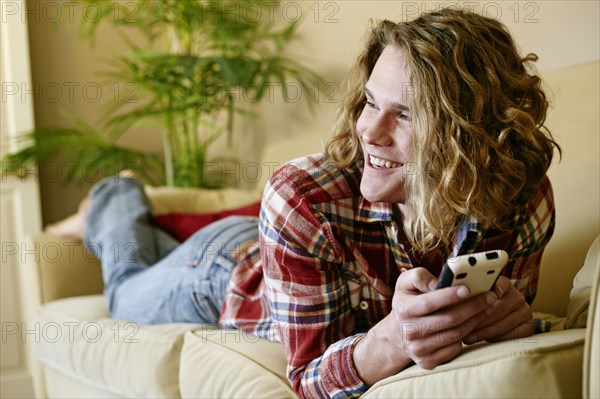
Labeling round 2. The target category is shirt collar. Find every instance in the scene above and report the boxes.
[355,197,487,256]
[451,214,487,257]
[351,163,487,254]
[355,197,396,222]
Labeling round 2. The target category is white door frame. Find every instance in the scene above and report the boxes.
[1,0,42,397]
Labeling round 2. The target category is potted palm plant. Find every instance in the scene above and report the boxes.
[2,0,322,188]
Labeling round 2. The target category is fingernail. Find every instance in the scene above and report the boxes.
[457,286,470,298]
[486,292,497,305]
[486,306,495,316]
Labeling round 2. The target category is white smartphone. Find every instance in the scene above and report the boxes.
[435,250,509,297]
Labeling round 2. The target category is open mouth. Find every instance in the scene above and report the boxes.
[369,154,403,169]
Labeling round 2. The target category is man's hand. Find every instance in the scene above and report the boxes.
[462,276,535,344]
[389,268,497,369]
[353,268,496,386]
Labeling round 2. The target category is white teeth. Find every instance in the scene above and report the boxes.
[370,155,400,169]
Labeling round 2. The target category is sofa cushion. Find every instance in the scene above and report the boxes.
[35,295,208,398]
[42,367,124,399]
[179,328,297,398]
[567,235,600,329]
[257,131,325,191]
[363,329,585,398]
[179,326,584,398]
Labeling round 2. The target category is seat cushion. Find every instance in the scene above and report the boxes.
[364,329,585,398]
[181,327,584,399]
[179,329,297,398]
[35,297,586,398]
[35,295,208,398]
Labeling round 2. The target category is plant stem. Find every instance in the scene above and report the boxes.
[164,96,175,187]
[191,110,200,186]
[182,110,192,187]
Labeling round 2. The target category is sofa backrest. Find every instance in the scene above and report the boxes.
[258,132,326,191]
[536,60,600,315]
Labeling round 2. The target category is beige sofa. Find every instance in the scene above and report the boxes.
[22,60,599,398]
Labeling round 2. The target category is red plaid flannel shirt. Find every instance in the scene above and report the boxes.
[220,153,555,398]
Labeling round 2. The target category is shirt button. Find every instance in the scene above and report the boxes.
[359,301,369,310]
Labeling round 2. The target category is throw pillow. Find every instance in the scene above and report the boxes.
[153,202,261,242]
[145,186,262,242]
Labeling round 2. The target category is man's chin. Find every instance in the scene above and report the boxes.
[360,184,404,204]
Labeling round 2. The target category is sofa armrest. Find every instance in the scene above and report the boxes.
[583,236,600,398]
[567,235,600,329]
[22,233,103,307]
[20,233,104,399]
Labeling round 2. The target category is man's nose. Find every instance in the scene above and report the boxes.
[362,114,394,146]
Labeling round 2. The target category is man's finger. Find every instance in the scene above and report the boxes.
[493,276,512,298]
[395,267,438,294]
[399,284,494,319]
[487,319,536,342]
[463,305,531,344]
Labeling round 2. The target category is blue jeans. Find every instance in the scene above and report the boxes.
[84,177,259,324]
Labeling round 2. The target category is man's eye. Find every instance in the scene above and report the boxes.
[365,100,378,110]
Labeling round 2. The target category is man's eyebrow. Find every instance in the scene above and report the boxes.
[364,87,410,112]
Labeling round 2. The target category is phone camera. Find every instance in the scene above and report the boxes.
[468,256,477,266]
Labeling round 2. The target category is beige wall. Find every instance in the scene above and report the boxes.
[25,0,599,225]
[25,0,160,223]
[260,0,600,142]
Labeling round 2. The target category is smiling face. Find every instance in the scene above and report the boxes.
[357,46,413,204]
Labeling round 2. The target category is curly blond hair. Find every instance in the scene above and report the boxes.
[325,9,561,252]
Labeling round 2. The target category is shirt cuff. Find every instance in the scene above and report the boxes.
[320,333,369,398]
[534,316,552,333]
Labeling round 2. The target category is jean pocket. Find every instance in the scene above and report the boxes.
[190,280,220,324]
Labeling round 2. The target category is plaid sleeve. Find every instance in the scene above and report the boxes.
[504,176,556,304]
[259,167,368,399]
